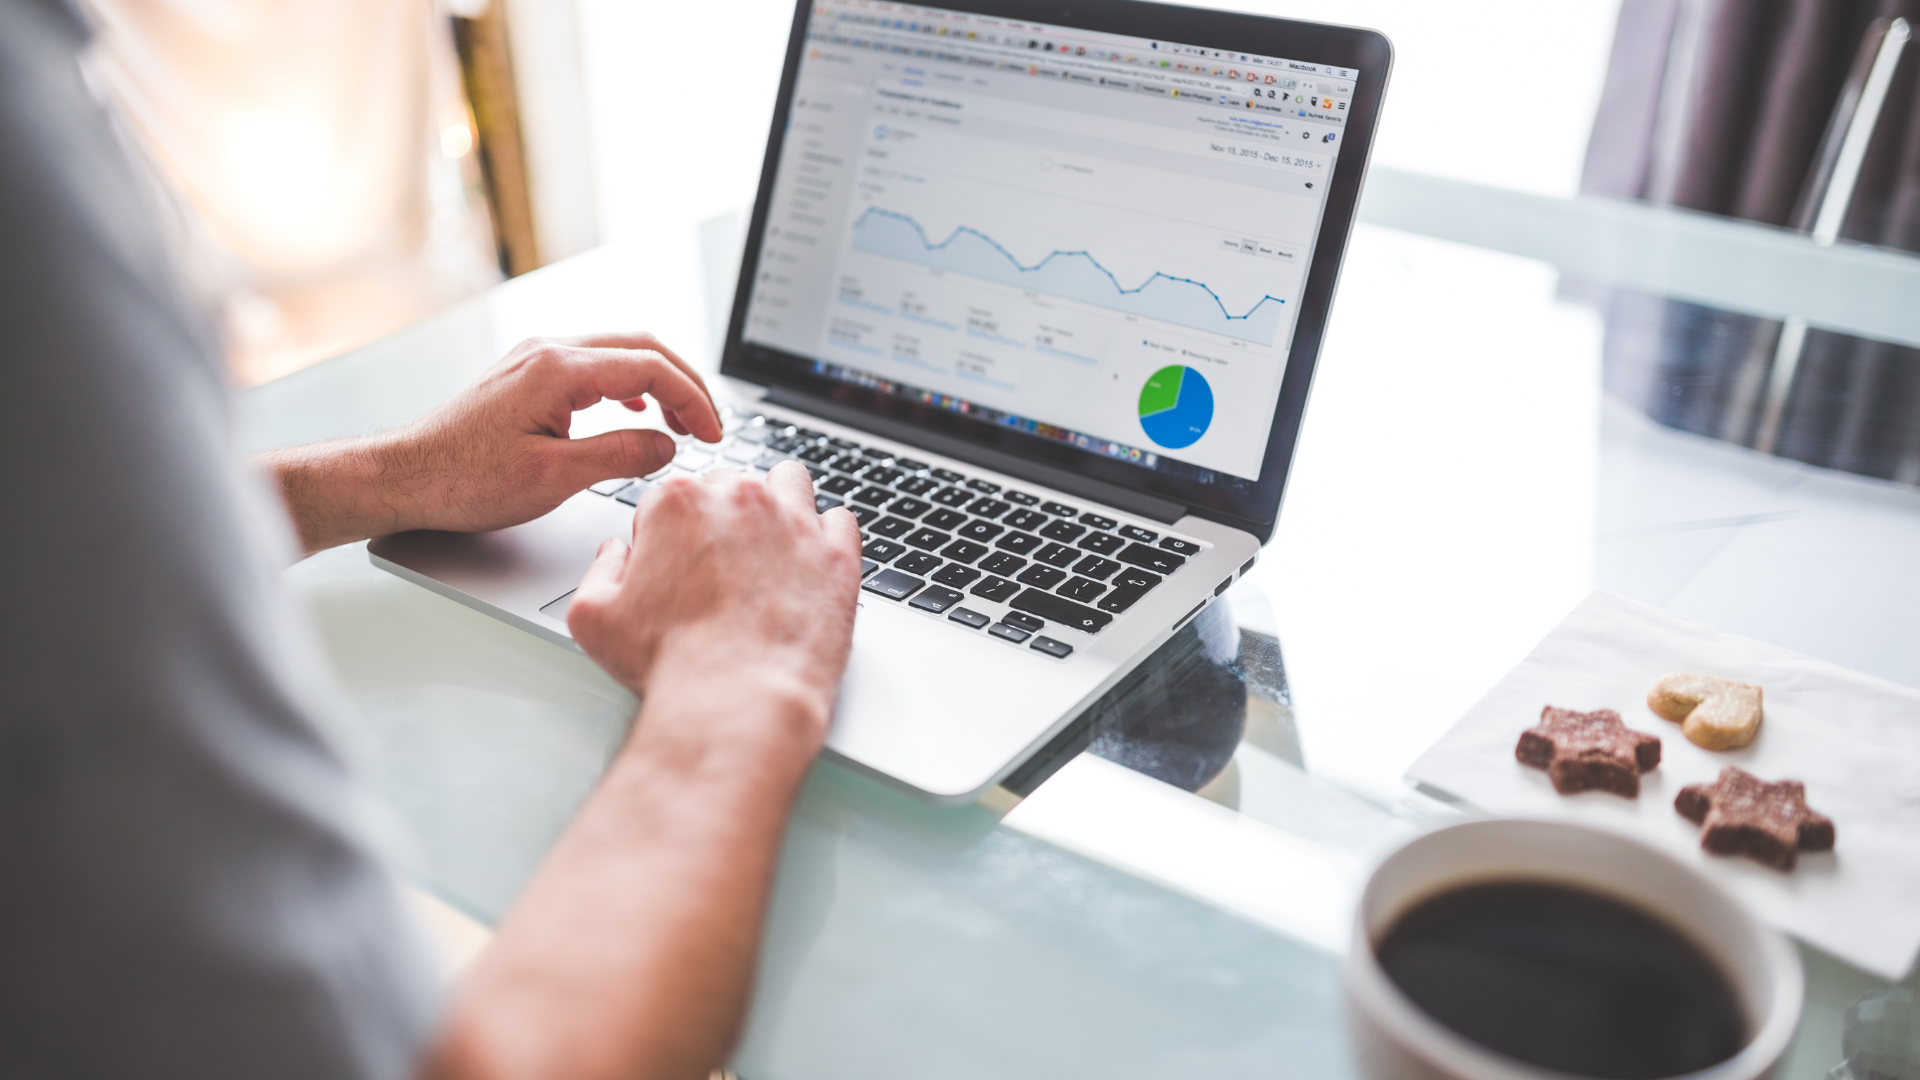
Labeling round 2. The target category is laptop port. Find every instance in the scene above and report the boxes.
[1240,555,1257,575]
[1214,576,1233,596]
[1172,598,1208,632]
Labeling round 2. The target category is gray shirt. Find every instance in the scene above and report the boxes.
[0,1,439,1075]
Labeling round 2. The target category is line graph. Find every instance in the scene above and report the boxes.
[850,208,1285,344]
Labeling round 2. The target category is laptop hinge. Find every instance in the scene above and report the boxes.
[763,386,1190,524]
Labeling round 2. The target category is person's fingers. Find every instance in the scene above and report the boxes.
[820,504,863,558]
[555,347,723,442]
[763,459,818,518]
[569,537,631,632]
[558,427,675,491]
[565,331,712,401]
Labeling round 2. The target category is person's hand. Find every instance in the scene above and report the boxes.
[566,461,864,742]
[380,332,722,534]
[257,332,722,555]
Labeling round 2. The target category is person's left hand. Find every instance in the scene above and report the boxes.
[260,332,722,554]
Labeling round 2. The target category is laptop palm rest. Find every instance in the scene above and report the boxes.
[367,491,631,648]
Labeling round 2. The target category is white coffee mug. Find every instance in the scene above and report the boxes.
[1343,818,1803,1080]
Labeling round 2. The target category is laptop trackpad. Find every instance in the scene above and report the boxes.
[369,490,630,633]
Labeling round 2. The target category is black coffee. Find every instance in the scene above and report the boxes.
[1376,881,1745,1080]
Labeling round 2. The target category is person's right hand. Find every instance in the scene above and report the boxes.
[566,460,864,745]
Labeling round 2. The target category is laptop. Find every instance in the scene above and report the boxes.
[370,0,1390,805]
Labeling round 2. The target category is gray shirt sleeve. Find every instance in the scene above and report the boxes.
[0,1,441,1076]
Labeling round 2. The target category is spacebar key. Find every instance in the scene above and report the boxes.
[1008,589,1112,634]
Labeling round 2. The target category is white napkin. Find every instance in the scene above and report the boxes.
[1406,590,1920,980]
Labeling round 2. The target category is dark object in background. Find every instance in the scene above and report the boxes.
[1000,600,1297,798]
[1582,0,1920,484]
[1377,880,1747,1080]
[453,6,540,277]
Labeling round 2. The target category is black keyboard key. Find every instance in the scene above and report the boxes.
[922,508,967,531]
[862,568,924,600]
[1159,536,1203,556]
[1040,501,1079,517]
[819,475,860,496]
[849,506,878,527]
[909,585,964,614]
[932,564,981,588]
[863,466,905,487]
[1077,532,1126,556]
[970,575,1019,603]
[965,478,1001,494]
[978,551,1026,576]
[1118,525,1158,543]
[932,486,973,507]
[1003,490,1039,506]
[957,520,1003,542]
[888,497,932,519]
[966,499,1010,519]
[1058,576,1107,603]
[794,427,826,441]
[948,606,991,629]
[1039,520,1086,542]
[869,516,914,539]
[1009,589,1113,634]
[896,475,938,496]
[805,465,826,482]
[826,453,867,473]
[827,436,860,450]
[1118,543,1185,576]
[815,494,844,513]
[861,539,906,562]
[1114,567,1163,591]
[1034,543,1080,568]
[613,481,650,506]
[940,539,989,564]
[994,531,1043,555]
[1097,585,1147,613]
[1073,555,1122,580]
[930,467,964,483]
[895,551,942,576]
[904,527,950,551]
[1001,611,1045,633]
[893,457,930,473]
[799,444,836,464]
[1004,509,1047,531]
[1017,565,1067,589]
[1078,512,1118,530]
[766,435,805,453]
[1030,636,1073,659]
[989,622,1030,644]
[853,486,896,507]
[861,559,879,578]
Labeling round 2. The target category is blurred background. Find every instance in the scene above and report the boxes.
[86,0,1920,484]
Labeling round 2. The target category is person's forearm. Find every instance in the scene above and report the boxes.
[421,657,827,1080]
[255,436,413,556]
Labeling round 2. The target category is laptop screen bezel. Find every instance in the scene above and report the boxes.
[721,0,1392,542]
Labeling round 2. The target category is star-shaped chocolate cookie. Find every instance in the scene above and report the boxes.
[1515,706,1662,797]
[1675,766,1834,871]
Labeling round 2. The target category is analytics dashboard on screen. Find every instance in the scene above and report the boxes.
[743,0,1357,483]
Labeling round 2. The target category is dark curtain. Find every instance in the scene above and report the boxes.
[1582,0,1920,484]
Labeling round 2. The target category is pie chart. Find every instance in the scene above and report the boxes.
[1137,365,1214,449]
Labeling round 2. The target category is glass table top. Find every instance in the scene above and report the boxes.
[248,201,1920,1079]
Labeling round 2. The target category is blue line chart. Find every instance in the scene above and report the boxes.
[849,207,1285,344]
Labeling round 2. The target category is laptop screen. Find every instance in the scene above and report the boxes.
[739,0,1359,488]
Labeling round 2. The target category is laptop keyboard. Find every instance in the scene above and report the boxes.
[587,408,1208,659]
